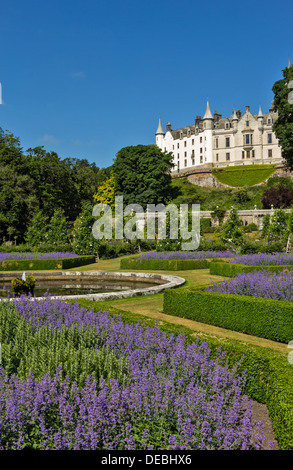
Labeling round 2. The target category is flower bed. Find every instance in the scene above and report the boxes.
[121,250,236,271]
[0,295,269,450]
[138,250,236,260]
[0,253,96,271]
[0,252,79,260]
[210,253,293,277]
[231,253,293,266]
[163,269,293,343]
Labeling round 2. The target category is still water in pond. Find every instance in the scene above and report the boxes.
[0,279,158,297]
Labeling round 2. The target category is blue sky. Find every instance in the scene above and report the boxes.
[0,0,292,169]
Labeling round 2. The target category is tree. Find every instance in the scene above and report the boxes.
[46,208,70,246]
[268,208,288,242]
[25,210,49,247]
[93,172,115,208]
[272,64,293,169]
[261,183,293,208]
[261,214,271,238]
[220,207,244,247]
[112,145,174,208]
[72,202,99,255]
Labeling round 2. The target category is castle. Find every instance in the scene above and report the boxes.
[155,99,284,173]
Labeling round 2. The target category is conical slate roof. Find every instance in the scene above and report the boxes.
[156,116,164,135]
[203,98,213,120]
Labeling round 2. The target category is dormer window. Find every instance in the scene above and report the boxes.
[246,121,249,127]
[225,122,230,129]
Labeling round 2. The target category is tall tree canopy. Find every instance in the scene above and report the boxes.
[272,64,293,169]
[0,126,110,243]
[112,144,174,208]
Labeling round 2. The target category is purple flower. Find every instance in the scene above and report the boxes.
[138,251,237,260]
[0,295,270,450]
[0,252,78,261]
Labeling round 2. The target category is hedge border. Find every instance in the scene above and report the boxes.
[163,287,293,344]
[120,258,211,271]
[0,255,96,271]
[209,260,293,277]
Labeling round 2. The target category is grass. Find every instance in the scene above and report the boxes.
[211,164,276,187]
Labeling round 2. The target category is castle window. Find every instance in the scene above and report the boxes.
[268,118,271,124]
[268,133,272,144]
[177,154,179,159]
[180,131,183,139]
[226,153,230,161]
[192,158,195,166]
[247,151,250,158]
[192,139,194,145]
[246,121,249,127]
[268,149,272,157]
[200,136,202,143]
[177,143,179,149]
[226,137,230,148]
[225,122,229,129]
[200,156,203,163]
[184,140,187,147]
[184,152,187,158]
[191,149,195,157]
[184,160,187,167]
[215,138,218,148]
[244,134,253,145]
[216,153,219,162]
[200,148,203,153]
[252,150,255,158]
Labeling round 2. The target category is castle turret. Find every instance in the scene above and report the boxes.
[155,116,165,149]
[232,110,238,130]
[203,98,214,129]
[202,98,214,164]
[257,104,264,129]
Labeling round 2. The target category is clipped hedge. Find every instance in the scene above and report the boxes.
[120,257,210,271]
[0,255,96,271]
[163,288,293,343]
[209,260,293,277]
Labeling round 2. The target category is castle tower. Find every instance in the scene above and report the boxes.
[155,116,164,149]
[202,98,214,163]
[232,110,238,130]
[257,104,264,129]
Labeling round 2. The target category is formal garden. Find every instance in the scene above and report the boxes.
[2,202,293,451]
[1,79,293,451]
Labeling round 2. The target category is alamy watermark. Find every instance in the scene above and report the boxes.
[92,196,200,251]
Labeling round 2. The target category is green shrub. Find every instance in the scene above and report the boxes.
[0,255,95,271]
[209,260,293,277]
[11,275,36,296]
[163,288,293,343]
[120,258,210,271]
